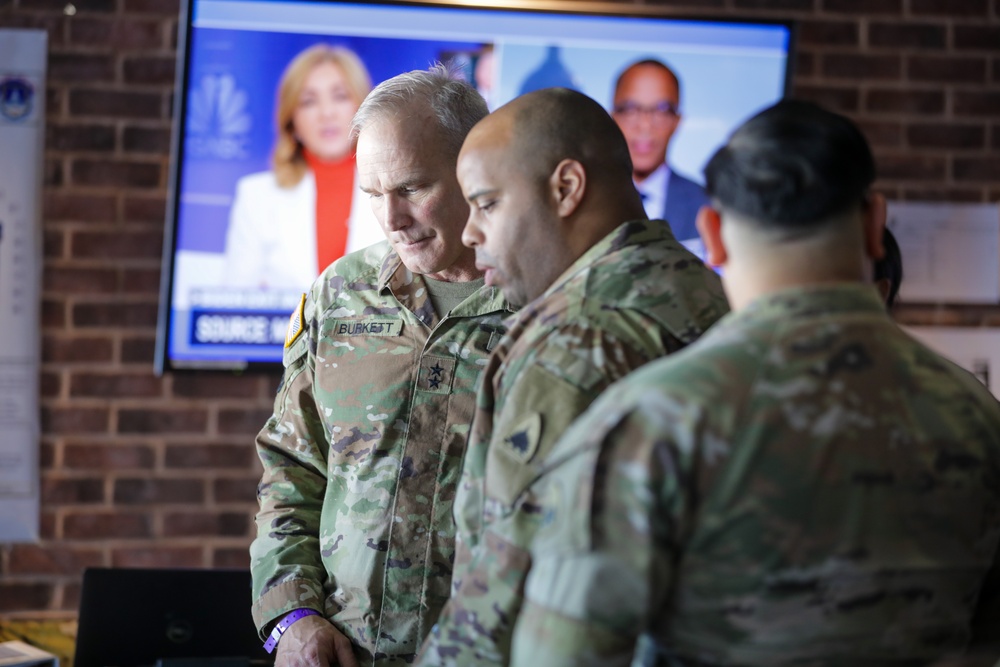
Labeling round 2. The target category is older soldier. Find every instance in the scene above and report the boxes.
[417,88,729,666]
[509,100,1000,666]
[250,67,512,667]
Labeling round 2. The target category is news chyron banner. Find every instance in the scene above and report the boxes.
[0,29,45,542]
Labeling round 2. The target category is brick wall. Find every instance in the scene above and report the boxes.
[0,0,998,617]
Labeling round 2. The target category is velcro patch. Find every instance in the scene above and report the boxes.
[284,293,307,349]
[331,319,403,337]
[502,412,542,465]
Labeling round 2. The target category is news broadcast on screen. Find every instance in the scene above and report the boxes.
[157,0,793,372]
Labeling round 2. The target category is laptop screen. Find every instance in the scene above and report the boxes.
[74,568,272,667]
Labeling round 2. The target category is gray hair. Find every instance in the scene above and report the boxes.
[350,63,489,156]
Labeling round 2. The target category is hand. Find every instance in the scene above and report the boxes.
[274,614,359,667]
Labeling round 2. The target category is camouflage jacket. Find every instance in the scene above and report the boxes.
[509,284,1000,667]
[417,219,729,666]
[250,241,512,667]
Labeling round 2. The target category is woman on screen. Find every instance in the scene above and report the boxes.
[223,44,382,290]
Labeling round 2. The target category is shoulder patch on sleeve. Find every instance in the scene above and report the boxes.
[502,412,543,465]
[284,293,307,349]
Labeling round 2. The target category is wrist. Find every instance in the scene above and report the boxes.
[263,608,322,654]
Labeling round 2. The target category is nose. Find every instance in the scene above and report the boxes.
[381,194,411,233]
[461,212,482,249]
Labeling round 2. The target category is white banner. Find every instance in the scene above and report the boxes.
[0,29,46,542]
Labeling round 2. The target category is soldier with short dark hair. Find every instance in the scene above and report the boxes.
[507,99,1000,666]
[249,66,513,667]
[416,87,729,666]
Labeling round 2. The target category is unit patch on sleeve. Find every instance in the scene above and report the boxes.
[284,293,307,349]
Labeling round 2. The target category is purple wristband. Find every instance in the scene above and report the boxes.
[263,608,322,654]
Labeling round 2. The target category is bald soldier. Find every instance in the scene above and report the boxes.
[508,100,1000,665]
[416,88,729,666]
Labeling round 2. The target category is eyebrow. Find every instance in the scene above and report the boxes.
[466,187,499,203]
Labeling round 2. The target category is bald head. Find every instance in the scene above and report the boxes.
[457,88,646,305]
[469,87,636,191]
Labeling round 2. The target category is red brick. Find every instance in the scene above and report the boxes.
[0,13,66,45]
[798,20,860,46]
[47,124,115,152]
[8,545,105,575]
[42,407,110,434]
[791,85,859,112]
[69,17,163,49]
[49,52,115,83]
[43,336,114,363]
[954,91,1000,116]
[0,584,53,612]
[912,0,989,14]
[44,193,118,223]
[908,56,987,83]
[822,0,901,11]
[645,0,725,5]
[172,374,263,399]
[114,478,205,504]
[41,477,105,504]
[822,54,901,80]
[43,230,64,260]
[69,89,163,119]
[41,512,57,539]
[72,160,162,189]
[906,123,986,149]
[869,22,946,49]
[163,512,250,537]
[70,372,163,398]
[794,52,816,78]
[118,408,209,434]
[866,89,945,114]
[122,336,156,364]
[877,154,947,181]
[122,268,162,294]
[64,443,156,470]
[124,196,167,223]
[45,159,64,187]
[900,187,985,202]
[64,512,152,539]
[212,548,251,569]
[42,299,66,328]
[993,58,1000,83]
[955,26,1000,51]
[124,56,176,86]
[214,477,259,503]
[218,407,272,435]
[72,230,163,260]
[40,441,56,469]
[47,86,64,116]
[72,302,159,329]
[994,124,1000,150]
[111,547,204,568]
[165,444,255,469]
[856,119,903,148]
[954,157,1000,182]
[45,267,118,294]
[124,0,181,12]
[40,372,61,399]
[62,583,82,611]
[123,126,172,154]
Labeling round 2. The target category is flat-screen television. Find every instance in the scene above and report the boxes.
[155,0,794,373]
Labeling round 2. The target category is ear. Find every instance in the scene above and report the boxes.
[696,205,727,268]
[863,192,887,261]
[548,159,586,218]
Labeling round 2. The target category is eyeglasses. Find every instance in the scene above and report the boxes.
[612,101,680,124]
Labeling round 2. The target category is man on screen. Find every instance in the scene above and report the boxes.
[249,66,512,667]
[612,58,708,245]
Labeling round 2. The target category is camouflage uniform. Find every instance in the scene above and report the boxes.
[250,241,512,667]
[508,284,1000,667]
[418,219,729,665]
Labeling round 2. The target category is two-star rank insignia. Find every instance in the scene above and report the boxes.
[419,357,455,393]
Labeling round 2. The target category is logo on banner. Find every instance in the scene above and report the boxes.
[185,73,251,159]
[0,77,34,122]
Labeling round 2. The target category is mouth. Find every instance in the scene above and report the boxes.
[476,262,499,286]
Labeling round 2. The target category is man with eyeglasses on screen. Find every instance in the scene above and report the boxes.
[612,59,708,250]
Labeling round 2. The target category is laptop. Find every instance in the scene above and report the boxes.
[74,568,273,667]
